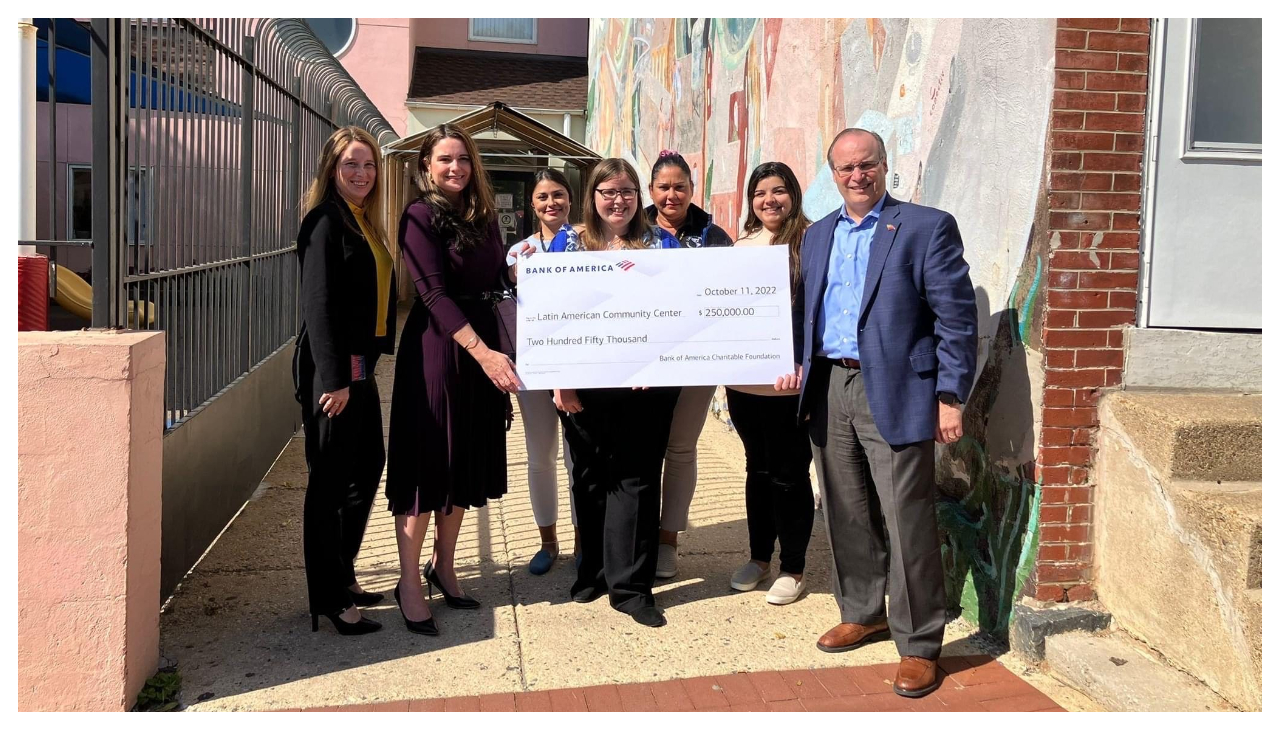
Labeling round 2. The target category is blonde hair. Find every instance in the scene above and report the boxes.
[412,124,496,231]
[581,158,650,251]
[302,126,389,253]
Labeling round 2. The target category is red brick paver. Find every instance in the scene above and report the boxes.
[281,656,1064,712]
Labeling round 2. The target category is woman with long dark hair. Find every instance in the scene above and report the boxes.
[293,125,395,635]
[549,158,681,627]
[507,168,578,575]
[644,150,733,580]
[385,124,519,636]
[726,161,815,606]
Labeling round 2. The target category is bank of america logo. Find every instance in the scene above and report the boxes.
[617,260,636,271]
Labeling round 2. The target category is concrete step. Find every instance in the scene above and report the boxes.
[1095,394,1262,710]
[1102,390,1261,481]
[1044,631,1236,711]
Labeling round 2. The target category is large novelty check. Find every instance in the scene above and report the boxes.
[515,246,794,389]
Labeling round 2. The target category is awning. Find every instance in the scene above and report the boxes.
[383,101,598,164]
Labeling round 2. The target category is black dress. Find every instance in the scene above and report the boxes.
[385,199,509,515]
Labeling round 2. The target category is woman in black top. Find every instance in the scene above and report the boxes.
[293,126,396,636]
[643,150,733,580]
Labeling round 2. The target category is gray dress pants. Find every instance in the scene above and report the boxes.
[808,360,946,659]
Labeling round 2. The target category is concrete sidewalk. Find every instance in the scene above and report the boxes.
[160,310,1097,712]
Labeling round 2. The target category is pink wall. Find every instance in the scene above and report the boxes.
[341,19,413,136]
[413,18,588,57]
[18,330,165,711]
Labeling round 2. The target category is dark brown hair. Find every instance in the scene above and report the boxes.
[650,149,692,185]
[412,124,496,232]
[742,161,810,291]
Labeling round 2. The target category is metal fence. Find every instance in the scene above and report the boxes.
[77,18,395,429]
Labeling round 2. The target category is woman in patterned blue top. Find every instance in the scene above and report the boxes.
[643,150,732,580]
[546,158,679,628]
[504,168,581,578]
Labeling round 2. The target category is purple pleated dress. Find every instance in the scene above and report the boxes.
[386,199,509,515]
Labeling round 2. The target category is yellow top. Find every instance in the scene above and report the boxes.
[347,201,392,337]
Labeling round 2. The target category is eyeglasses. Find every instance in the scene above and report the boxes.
[832,161,882,178]
[595,187,638,201]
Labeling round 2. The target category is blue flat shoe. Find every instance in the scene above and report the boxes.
[528,549,557,575]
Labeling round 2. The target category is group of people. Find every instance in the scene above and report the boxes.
[293,122,977,698]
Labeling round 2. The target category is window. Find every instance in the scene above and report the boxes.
[1184,18,1261,159]
[304,18,357,58]
[469,18,536,44]
[68,165,152,245]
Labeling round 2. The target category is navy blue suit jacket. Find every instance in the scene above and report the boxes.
[794,195,978,446]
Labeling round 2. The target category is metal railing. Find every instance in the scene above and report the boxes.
[74,18,395,429]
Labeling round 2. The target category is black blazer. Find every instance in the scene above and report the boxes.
[294,195,397,399]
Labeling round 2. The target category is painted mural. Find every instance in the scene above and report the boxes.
[588,18,1057,634]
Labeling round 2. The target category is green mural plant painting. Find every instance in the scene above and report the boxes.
[937,436,1041,636]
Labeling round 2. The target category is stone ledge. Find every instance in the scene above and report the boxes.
[1099,390,1261,482]
[1010,602,1111,661]
[1045,631,1235,711]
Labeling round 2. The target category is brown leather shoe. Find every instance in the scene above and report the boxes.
[815,621,891,653]
[893,656,942,698]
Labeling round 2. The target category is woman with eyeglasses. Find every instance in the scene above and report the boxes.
[293,126,395,636]
[643,150,733,581]
[545,158,680,627]
[385,124,519,636]
[725,161,815,606]
[505,168,579,575]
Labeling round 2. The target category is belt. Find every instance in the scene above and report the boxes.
[453,290,511,304]
[819,356,861,369]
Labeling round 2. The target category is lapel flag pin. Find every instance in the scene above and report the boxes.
[886,224,897,231]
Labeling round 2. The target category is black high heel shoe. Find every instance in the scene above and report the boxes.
[348,588,385,608]
[394,583,440,636]
[311,611,382,636]
[423,560,481,610]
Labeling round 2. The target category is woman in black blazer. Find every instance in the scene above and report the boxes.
[293,126,397,635]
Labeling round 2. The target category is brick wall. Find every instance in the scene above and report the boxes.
[1032,18,1151,603]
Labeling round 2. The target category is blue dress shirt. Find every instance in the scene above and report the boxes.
[818,193,887,359]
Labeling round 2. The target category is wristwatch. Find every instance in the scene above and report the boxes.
[937,391,962,406]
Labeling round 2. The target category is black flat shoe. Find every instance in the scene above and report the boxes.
[348,589,384,608]
[424,560,481,610]
[394,583,440,636]
[629,606,666,628]
[312,611,382,635]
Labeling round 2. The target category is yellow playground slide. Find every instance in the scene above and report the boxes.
[53,265,156,327]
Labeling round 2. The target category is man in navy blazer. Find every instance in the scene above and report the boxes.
[777,128,977,698]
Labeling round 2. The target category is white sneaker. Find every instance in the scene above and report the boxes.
[655,543,678,579]
[729,562,769,591]
[765,575,806,605]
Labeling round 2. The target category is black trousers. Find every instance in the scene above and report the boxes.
[301,365,384,616]
[559,386,680,614]
[807,362,945,659]
[726,389,815,576]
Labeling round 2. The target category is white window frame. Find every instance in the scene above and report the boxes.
[1180,18,1262,162]
[468,18,537,45]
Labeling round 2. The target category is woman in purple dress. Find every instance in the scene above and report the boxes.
[386,124,519,636]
